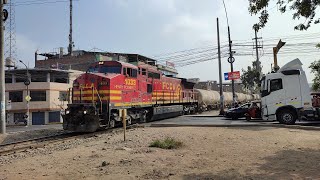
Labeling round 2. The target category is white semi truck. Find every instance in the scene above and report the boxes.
[260,58,314,124]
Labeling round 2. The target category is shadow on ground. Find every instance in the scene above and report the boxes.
[226,126,277,131]
[183,148,320,180]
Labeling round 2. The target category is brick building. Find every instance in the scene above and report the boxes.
[36,50,158,71]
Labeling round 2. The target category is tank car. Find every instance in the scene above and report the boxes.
[194,89,219,111]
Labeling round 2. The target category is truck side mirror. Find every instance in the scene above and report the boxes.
[261,90,270,97]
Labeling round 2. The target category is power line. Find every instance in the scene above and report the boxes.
[151,45,216,58]
[13,0,79,6]
[156,46,229,62]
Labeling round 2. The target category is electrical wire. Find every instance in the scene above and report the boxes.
[13,0,79,6]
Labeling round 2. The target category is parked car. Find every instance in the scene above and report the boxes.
[225,103,251,120]
[14,119,27,126]
[14,114,28,126]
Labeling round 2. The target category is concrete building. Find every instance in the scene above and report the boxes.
[35,50,180,77]
[5,69,82,125]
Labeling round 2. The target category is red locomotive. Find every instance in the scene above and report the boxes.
[63,58,198,132]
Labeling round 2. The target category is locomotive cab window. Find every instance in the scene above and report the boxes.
[132,69,138,77]
[89,65,121,74]
[142,68,147,76]
[88,65,98,73]
[148,72,160,79]
[125,68,138,78]
[100,66,121,74]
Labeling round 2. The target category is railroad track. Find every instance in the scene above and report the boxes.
[0,124,140,156]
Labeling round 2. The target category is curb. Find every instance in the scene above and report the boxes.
[185,115,223,118]
[149,123,320,131]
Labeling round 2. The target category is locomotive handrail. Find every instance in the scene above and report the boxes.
[94,88,103,114]
[91,87,95,105]
[80,88,83,103]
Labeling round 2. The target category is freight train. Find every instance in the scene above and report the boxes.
[195,89,260,111]
[62,59,259,132]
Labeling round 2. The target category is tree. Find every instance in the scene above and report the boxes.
[249,0,320,31]
[249,0,320,91]
[241,61,261,93]
[309,45,320,91]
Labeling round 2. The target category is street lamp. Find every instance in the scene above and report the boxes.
[19,60,31,126]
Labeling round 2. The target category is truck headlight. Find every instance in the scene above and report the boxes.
[83,110,87,114]
[66,110,70,114]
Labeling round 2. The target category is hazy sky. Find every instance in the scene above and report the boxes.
[8,0,320,82]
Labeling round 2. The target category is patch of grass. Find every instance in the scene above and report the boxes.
[149,137,183,149]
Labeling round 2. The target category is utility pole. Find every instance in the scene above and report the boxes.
[0,0,8,134]
[227,26,236,106]
[253,28,263,77]
[222,0,236,107]
[68,0,73,56]
[216,18,224,115]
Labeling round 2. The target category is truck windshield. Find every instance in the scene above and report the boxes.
[88,66,121,74]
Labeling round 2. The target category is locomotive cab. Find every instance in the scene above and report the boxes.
[63,61,140,132]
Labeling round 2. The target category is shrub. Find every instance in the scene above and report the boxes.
[149,137,183,149]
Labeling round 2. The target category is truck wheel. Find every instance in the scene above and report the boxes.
[277,109,297,125]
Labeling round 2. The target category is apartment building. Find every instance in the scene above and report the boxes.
[5,69,82,125]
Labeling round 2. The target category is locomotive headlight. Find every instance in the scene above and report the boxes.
[83,110,87,114]
[73,82,79,87]
[66,110,70,114]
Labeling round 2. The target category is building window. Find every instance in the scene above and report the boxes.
[5,77,12,83]
[59,91,68,101]
[50,73,68,83]
[31,73,47,82]
[30,91,46,101]
[15,73,28,83]
[9,91,23,102]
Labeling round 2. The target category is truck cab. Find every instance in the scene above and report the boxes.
[260,59,312,124]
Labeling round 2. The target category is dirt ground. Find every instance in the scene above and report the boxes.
[1,126,320,180]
